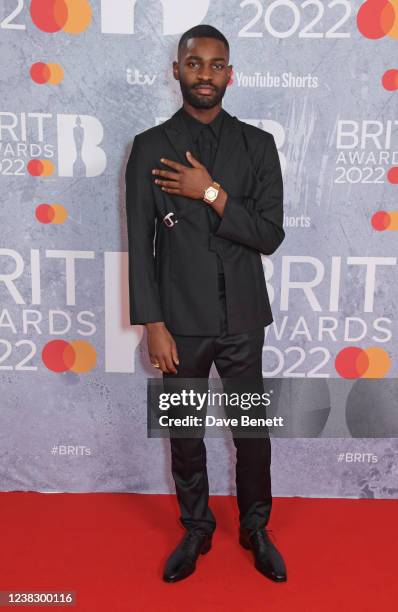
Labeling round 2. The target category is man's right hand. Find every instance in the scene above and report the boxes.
[145,322,179,374]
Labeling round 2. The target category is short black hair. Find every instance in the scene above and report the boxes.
[178,24,229,58]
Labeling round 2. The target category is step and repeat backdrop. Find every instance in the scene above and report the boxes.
[1,1,397,499]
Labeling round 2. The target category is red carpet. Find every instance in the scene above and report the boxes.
[0,492,396,611]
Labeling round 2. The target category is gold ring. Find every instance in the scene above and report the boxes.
[152,362,160,368]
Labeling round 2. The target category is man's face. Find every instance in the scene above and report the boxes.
[173,37,232,109]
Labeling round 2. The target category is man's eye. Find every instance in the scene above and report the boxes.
[188,61,199,68]
[214,64,224,70]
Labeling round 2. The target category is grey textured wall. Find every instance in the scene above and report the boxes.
[0,1,397,499]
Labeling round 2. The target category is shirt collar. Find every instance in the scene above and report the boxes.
[179,105,225,142]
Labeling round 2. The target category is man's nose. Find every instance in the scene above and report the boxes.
[197,65,212,80]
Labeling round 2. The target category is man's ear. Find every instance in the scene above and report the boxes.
[172,61,179,81]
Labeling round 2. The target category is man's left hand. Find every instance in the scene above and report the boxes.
[152,151,212,200]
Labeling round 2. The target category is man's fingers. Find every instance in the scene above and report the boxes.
[155,179,181,188]
[171,344,180,366]
[164,351,177,374]
[154,353,176,374]
[161,187,181,194]
[153,169,180,179]
[149,353,160,367]
[186,151,202,167]
[158,356,170,374]
[159,157,184,171]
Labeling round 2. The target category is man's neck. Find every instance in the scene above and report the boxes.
[182,101,222,124]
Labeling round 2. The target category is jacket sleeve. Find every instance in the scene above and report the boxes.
[125,133,164,325]
[214,133,285,255]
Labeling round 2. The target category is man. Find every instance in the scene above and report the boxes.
[125,24,286,583]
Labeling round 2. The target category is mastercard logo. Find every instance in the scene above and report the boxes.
[386,167,398,183]
[36,204,68,224]
[27,159,56,177]
[30,0,92,34]
[30,62,64,85]
[371,210,398,230]
[335,346,391,378]
[357,0,398,39]
[42,340,96,373]
[382,68,398,90]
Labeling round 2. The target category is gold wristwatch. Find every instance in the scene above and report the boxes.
[203,181,220,204]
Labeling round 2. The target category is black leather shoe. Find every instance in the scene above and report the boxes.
[163,530,212,583]
[240,528,287,582]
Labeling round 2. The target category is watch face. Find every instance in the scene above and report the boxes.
[206,187,217,201]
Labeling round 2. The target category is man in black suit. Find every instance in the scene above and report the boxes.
[125,24,287,583]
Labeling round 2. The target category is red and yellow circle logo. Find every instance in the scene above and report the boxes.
[357,0,398,39]
[27,159,56,176]
[382,68,398,90]
[30,62,64,85]
[30,0,92,34]
[372,210,398,230]
[335,346,391,378]
[36,204,68,224]
[387,166,398,183]
[42,340,96,373]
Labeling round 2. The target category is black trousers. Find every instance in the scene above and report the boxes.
[163,272,272,537]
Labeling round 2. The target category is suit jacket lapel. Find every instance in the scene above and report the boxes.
[163,107,196,166]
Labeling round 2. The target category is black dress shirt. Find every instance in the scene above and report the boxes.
[180,106,226,276]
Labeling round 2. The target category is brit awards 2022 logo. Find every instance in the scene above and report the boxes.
[0,112,106,178]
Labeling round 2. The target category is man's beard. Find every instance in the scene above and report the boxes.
[179,79,227,109]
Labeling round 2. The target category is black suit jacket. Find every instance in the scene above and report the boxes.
[125,106,285,336]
